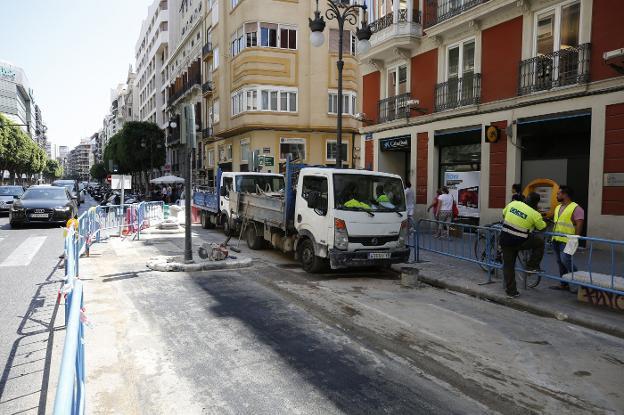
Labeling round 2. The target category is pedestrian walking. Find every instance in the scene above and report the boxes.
[550,185,585,292]
[434,187,453,238]
[500,192,547,298]
[427,189,442,219]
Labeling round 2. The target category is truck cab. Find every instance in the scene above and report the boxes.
[294,168,410,272]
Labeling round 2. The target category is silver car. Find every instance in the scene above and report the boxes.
[0,185,25,213]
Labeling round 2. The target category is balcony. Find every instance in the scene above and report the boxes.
[202,42,213,60]
[167,71,202,107]
[202,127,214,139]
[364,7,422,61]
[518,44,591,96]
[434,73,481,112]
[202,81,213,96]
[378,93,411,123]
[423,0,487,28]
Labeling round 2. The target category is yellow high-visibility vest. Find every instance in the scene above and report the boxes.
[553,202,578,243]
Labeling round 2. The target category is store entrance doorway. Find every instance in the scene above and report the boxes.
[518,111,591,233]
[378,135,411,180]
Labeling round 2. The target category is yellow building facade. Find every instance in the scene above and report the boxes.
[199,0,362,183]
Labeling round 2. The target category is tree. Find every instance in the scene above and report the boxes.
[0,114,42,184]
[44,159,63,181]
[90,162,107,182]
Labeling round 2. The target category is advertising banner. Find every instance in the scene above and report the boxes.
[444,171,480,218]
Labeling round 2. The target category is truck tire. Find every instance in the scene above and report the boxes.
[246,225,264,250]
[222,215,235,236]
[201,211,215,229]
[298,239,326,273]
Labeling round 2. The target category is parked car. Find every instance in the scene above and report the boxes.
[52,179,81,206]
[9,185,78,228]
[0,185,25,214]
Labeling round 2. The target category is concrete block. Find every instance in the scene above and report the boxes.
[578,286,624,312]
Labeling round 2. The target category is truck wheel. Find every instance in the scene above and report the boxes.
[201,212,211,229]
[299,239,326,273]
[246,225,264,250]
[223,216,235,236]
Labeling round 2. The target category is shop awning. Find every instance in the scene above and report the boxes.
[517,109,591,125]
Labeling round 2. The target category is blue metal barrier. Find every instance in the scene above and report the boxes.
[414,218,624,296]
[53,202,164,414]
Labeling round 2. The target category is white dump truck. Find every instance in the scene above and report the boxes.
[231,161,410,272]
[193,169,284,235]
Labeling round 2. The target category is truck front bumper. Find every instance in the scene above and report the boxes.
[329,248,410,269]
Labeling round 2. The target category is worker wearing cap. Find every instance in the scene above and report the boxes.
[500,192,547,298]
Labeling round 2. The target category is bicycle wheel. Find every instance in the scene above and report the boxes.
[474,233,496,272]
[518,250,541,288]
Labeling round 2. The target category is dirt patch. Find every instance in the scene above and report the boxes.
[341,305,361,317]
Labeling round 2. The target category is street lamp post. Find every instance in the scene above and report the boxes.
[309,0,372,168]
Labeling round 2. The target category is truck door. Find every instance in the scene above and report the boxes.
[221,176,233,214]
[297,175,329,246]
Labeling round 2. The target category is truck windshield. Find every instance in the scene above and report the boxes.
[334,174,406,212]
[236,175,285,193]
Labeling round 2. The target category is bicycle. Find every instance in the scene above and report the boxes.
[474,222,541,289]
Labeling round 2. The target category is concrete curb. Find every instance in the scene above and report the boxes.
[140,227,184,234]
[399,266,624,340]
[146,256,252,272]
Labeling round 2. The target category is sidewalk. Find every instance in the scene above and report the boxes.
[395,250,624,340]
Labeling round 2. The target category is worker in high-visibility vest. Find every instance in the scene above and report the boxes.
[551,185,585,291]
[500,192,547,298]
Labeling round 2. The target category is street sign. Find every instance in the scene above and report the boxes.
[263,156,274,167]
[164,164,171,172]
[111,174,131,190]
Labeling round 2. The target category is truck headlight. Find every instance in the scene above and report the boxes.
[397,219,408,247]
[334,218,348,250]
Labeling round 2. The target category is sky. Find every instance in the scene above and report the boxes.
[0,0,154,151]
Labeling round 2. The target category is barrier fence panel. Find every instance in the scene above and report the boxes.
[414,219,624,296]
[53,202,164,414]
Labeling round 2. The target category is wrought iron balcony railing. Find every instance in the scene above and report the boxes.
[370,9,421,33]
[202,81,213,95]
[424,0,487,28]
[378,93,412,123]
[518,43,591,96]
[202,42,213,58]
[434,73,481,112]
[202,127,213,139]
[167,72,202,106]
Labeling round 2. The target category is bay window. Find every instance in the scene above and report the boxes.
[328,90,357,115]
[231,86,298,117]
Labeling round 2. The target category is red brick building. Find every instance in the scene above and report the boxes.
[359,0,624,239]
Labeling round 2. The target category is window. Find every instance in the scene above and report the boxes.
[231,90,244,116]
[240,139,250,162]
[280,26,297,49]
[260,22,278,47]
[207,150,214,167]
[326,140,349,161]
[231,26,244,56]
[535,1,580,54]
[387,64,408,97]
[302,176,328,214]
[213,47,219,68]
[279,137,306,161]
[246,89,257,111]
[245,22,258,47]
[213,99,220,123]
[226,144,233,160]
[231,86,296,116]
[329,29,355,55]
[328,91,357,115]
[445,38,475,104]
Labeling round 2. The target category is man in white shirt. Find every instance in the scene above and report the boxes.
[435,186,454,238]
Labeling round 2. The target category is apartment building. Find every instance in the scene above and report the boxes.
[360,0,624,239]
[67,139,93,181]
[162,0,204,178]
[193,0,363,185]
[135,0,170,126]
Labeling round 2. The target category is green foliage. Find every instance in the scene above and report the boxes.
[103,121,165,174]
[0,113,48,180]
[44,159,63,180]
[90,162,107,181]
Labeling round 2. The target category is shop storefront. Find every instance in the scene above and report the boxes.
[435,127,481,222]
[378,135,411,180]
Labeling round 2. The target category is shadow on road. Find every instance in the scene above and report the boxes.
[0,260,64,415]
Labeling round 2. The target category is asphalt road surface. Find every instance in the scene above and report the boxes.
[0,195,97,415]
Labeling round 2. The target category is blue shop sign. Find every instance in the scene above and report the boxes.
[380,135,411,151]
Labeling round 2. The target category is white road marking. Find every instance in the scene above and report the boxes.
[0,236,47,267]
[426,303,488,326]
